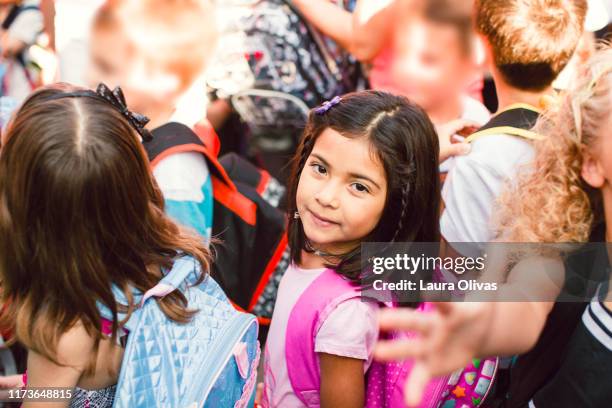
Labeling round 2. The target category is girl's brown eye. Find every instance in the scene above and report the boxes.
[311,163,327,175]
[351,182,369,194]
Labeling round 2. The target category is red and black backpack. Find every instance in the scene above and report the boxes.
[145,121,289,331]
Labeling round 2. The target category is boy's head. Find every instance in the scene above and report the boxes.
[89,0,217,114]
[392,0,477,112]
[476,0,587,92]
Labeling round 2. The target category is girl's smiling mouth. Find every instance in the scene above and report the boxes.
[307,208,339,228]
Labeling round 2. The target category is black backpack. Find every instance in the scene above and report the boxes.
[145,122,289,332]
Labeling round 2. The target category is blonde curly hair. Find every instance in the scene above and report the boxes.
[494,46,612,243]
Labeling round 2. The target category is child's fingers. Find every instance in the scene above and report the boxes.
[451,134,466,143]
[373,338,425,361]
[439,143,471,163]
[378,308,433,333]
[404,362,432,408]
[437,119,479,137]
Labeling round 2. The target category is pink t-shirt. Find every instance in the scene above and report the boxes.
[262,264,379,408]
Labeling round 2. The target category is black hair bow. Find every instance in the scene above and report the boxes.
[95,83,153,142]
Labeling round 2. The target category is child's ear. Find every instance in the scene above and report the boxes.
[581,149,605,189]
[473,35,487,68]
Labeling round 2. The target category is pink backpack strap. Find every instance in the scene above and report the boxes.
[285,269,361,407]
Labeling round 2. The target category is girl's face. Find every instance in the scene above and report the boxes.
[89,26,181,116]
[296,128,388,254]
[392,20,473,114]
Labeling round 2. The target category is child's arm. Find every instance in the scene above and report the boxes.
[291,0,404,62]
[374,256,564,406]
[22,324,93,408]
[319,353,365,408]
[315,298,378,407]
[291,0,353,52]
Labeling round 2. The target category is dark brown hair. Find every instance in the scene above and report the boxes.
[0,84,212,365]
[287,90,441,282]
[476,0,587,91]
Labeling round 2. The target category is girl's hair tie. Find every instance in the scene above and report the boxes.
[314,96,342,115]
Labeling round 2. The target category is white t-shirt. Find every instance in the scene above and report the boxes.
[440,132,535,254]
[262,264,379,408]
[152,77,213,239]
[462,95,491,124]
[4,0,43,102]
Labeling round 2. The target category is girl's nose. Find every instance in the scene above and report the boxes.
[314,181,340,209]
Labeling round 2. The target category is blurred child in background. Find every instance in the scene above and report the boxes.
[391,0,490,170]
[89,0,218,239]
[391,0,488,125]
[0,0,43,102]
[441,0,587,250]
[290,0,488,165]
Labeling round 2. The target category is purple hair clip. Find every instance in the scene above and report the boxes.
[315,96,342,115]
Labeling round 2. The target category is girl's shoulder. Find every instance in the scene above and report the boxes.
[287,266,366,331]
[27,322,95,385]
[315,298,380,360]
[322,297,380,330]
[54,323,96,367]
[313,270,379,343]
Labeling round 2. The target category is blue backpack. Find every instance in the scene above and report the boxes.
[98,256,260,407]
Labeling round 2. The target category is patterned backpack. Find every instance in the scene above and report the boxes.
[229,0,365,180]
[98,256,260,407]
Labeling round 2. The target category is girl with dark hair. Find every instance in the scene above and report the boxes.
[262,90,440,407]
[0,84,215,407]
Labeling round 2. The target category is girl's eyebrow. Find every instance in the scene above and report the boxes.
[348,172,381,190]
[311,153,381,190]
[311,153,331,168]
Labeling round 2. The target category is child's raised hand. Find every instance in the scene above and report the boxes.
[373,303,492,407]
[435,119,478,163]
[439,142,471,163]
